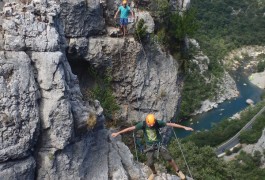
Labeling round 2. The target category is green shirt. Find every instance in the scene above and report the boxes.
[135,120,166,145]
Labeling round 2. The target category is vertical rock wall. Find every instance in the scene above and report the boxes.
[0,0,187,179]
[75,36,181,122]
[0,1,99,179]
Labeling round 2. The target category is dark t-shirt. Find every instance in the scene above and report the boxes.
[135,120,166,145]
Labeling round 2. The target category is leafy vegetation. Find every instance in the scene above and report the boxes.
[179,70,217,117]
[126,1,265,178]
[168,141,233,179]
[176,0,265,117]
[227,151,265,179]
[86,67,119,119]
[257,59,265,72]
[239,111,265,144]
[121,102,265,179]
[167,140,265,180]
[261,91,265,100]
[134,19,148,42]
[149,0,198,57]
[192,0,265,63]
[232,145,242,153]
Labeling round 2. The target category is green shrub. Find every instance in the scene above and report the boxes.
[180,69,217,118]
[168,141,232,179]
[232,146,241,153]
[225,149,232,156]
[157,28,167,46]
[134,19,148,42]
[87,67,120,119]
[228,151,265,179]
[253,151,262,166]
[261,91,265,100]
[256,60,265,72]
[91,85,119,119]
[239,111,265,144]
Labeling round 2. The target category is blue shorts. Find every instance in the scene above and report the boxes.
[120,18,128,26]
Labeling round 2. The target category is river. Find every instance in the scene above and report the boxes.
[175,70,265,138]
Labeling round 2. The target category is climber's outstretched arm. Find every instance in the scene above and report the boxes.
[111,126,136,137]
[166,123,194,131]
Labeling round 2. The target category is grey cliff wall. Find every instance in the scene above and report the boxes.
[0,0,240,179]
[83,37,180,122]
[0,0,99,179]
[188,40,239,115]
[0,0,185,179]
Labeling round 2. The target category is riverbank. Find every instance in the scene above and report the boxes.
[223,45,265,90]
[192,71,239,115]
[176,67,264,138]
[249,71,265,89]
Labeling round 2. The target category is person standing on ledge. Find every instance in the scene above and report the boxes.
[114,0,134,36]
[111,114,194,180]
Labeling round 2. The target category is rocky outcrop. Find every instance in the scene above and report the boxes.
[193,71,239,115]
[223,45,265,71]
[134,11,154,33]
[189,44,239,115]
[0,156,36,179]
[37,128,191,180]
[0,51,39,161]
[59,0,105,37]
[0,0,187,179]
[0,1,99,179]
[249,71,265,89]
[73,36,181,122]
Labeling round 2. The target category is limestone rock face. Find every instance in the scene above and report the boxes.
[83,37,181,122]
[192,71,239,115]
[1,1,61,52]
[59,0,105,37]
[0,1,98,178]
[0,0,188,179]
[0,156,36,179]
[36,128,191,180]
[0,51,39,162]
[190,41,239,115]
[134,11,154,33]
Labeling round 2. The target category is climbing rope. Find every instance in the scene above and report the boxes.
[116,25,140,161]
[171,123,193,179]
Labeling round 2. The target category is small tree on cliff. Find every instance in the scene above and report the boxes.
[134,19,148,42]
[169,8,198,58]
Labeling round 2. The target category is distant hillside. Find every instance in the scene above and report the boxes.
[192,0,265,66]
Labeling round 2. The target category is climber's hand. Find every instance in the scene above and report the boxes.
[184,127,194,131]
[111,132,119,137]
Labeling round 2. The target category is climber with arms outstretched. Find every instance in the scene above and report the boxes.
[111,114,193,180]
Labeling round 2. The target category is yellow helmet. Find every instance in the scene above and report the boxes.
[122,0,127,4]
[146,114,156,126]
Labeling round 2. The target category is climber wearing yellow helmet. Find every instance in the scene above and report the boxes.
[114,0,134,36]
[111,114,193,180]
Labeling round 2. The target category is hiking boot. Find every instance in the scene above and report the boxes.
[176,170,186,180]
[148,173,157,180]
